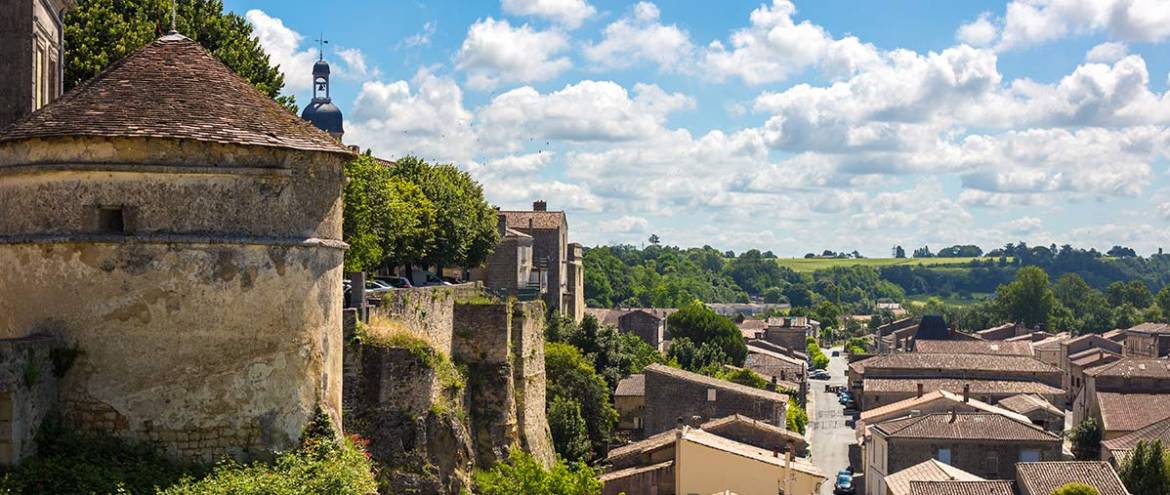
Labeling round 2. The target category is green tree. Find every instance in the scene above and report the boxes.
[1118,440,1170,495]
[1050,483,1099,495]
[474,450,601,495]
[545,343,618,460]
[389,157,500,270]
[65,0,296,112]
[786,402,808,434]
[667,337,731,372]
[996,266,1056,328]
[547,396,592,463]
[666,301,747,365]
[1069,418,1102,460]
[1159,286,1170,322]
[341,154,436,272]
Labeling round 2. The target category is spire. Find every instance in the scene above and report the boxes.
[302,34,343,141]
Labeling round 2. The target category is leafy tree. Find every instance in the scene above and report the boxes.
[1050,483,1099,495]
[648,234,661,245]
[762,287,788,304]
[547,396,592,463]
[1069,418,1102,460]
[388,157,499,269]
[1106,281,1153,308]
[666,301,747,365]
[1108,245,1138,258]
[667,337,731,372]
[913,246,933,258]
[565,314,667,388]
[1118,440,1170,495]
[786,402,808,434]
[893,245,906,258]
[474,450,601,495]
[996,266,1056,328]
[65,0,296,111]
[545,343,618,460]
[341,154,436,272]
[1158,286,1170,322]
[937,245,984,257]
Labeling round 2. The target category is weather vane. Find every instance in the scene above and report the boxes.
[315,33,329,61]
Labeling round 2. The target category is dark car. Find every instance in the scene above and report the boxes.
[834,469,855,495]
[831,350,840,357]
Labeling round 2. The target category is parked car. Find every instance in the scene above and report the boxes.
[838,391,852,405]
[831,350,840,357]
[377,277,413,289]
[411,270,453,287]
[834,470,855,495]
[810,369,831,380]
[364,279,393,294]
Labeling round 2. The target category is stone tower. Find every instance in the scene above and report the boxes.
[301,53,344,141]
[0,0,75,129]
[0,34,352,463]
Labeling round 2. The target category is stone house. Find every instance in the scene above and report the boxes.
[996,394,1064,434]
[641,364,789,436]
[743,344,807,406]
[1073,357,1170,440]
[0,0,72,129]
[976,322,1031,341]
[1100,415,1170,465]
[1123,322,1170,358]
[849,353,1064,410]
[907,481,1015,495]
[614,374,646,437]
[0,34,353,462]
[762,316,817,351]
[865,412,1061,495]
[1014,461,1128,495]
[584,308,675,351]
[469,219,536,299]
[1059,334,1124,405]
[497,201,584,321]
[882,459,985,495]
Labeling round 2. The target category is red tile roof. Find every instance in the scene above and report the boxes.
[1014,462,1128,495]
[615,374,645,397]
[0,35,351,155]
[1101,416,1170,461]
[1085,357,1170,378]
[996,394,1063,417]
[851,353,1060,374]
[1096,392,1170,433]
[863,378,1062,396]
[914,340,1034,356]
[884,459,985,495]
[1126,322,1170,335]
[908,480,1015,495]
[874,412,1059,442]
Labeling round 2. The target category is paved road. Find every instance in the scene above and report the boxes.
[809,346,854,494]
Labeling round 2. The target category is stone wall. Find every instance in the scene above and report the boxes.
[0,335,58,464]
[642,365,787,436]
[886,438,1062,480]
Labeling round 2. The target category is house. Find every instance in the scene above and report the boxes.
[746,338,809,361]
[865,411,1061,495]
[744,344,807,386]
[1100,416,1170,465]
[584,308,675,351]
[469,221,537,299]
[615,374,646,437]
[1014,461,1129,495]
[996,394,1064,434]
[642,364,788,436]
[673,428,825,495]
[762,316,818,351]
[1123,322,1170,358]
[1060,334,1124,405]
[907,480,1015,495]
[913,340,1034,356]
[883,459,985,495]
[1031,333,1071,367]
[602,416,815,495]
[1074,357,1170,440]
[497,201,584,321]
[0,0,73,128]
[976,323,1031,341]
[849,353,1063,410]
[736,319,768,340]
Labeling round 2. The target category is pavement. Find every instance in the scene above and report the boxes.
[808,346,856,495]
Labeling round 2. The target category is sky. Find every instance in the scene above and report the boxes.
[223,0,1170,257]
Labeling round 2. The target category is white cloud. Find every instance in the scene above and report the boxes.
[401,21,436,48]
[501,0,596,29]
[245,9,318,92]
[981,0,1170,51]
[1085,41,1128,63]
[701,0,881,84]
[583,2,694,71]
[599,215,650,234]
[1004,216,1043,234]
[345,68,477,163]
[334,47,379,80]
[455,18,571,90]
[956,12,999,47]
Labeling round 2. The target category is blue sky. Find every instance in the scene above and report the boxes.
[225,0,1170,257]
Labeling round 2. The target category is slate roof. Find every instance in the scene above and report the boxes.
[1101,416,1170,461]
[884,459,984,495]
[1014,462,1129,495]
[915,315,950,340]
[913,340,1034,356]
[499,210,567,230]
[908,481,1015,495]
[996,394,1063,417]
[615,374,645,397]
[644,364,788,404]
[0,35,351,155]
[1126,322,1170,335]
[1085,357,1170,378]
[863,378,1063,396]
[1096,392,1170,433]
[873,412,1058,442]
[851,353,1060,374]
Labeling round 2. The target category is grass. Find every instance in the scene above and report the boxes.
[775,256,1002,273]
[906,292,994,307]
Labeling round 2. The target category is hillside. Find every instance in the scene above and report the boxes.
[775,257,1000,273]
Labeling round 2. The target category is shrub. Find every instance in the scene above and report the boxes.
[474,450,600,495]
[1069,418,1102,460]
[1050,483,1099,495]
[786,402,808,435]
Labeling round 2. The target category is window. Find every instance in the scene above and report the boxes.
[707,388,716,401]
[1020,449,1041,462]
[937,448,951,465]
[33,44,46,110]
[98,207,125,234]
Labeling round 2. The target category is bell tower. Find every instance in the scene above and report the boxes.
[300,36,345,141]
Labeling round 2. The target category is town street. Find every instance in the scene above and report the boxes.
[809,346,854,494]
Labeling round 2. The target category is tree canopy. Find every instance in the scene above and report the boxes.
[996,266,1056,328]
[666,301,747,365]
[65,0,296,111]
[387,157,499,269]
[544,343,618,462]
[1050,483,1099,495]
[1117,440,1170,495]
[342,154,436,272]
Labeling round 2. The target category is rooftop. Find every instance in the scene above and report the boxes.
[1126,322,1170,335]
[680,428,825,479]
[884,459,984,495]
[615,374,645,397]
[1096,392,1170,433]
[1014,462,1128,495]
[644,364,789,404]
[862,378,1062,396]
[499,210,567,230]
[1069,348,1122,368]
[1101,416,1170,461]
[873,412,1058,442]
[1085,357,1170,378]
[0,35,350,155]
[908,480,1015,495]
[913,340,1033,356]
[851,353,1060,375]
[597,460,672,483]
[860,390,1031,425]
[996,394,1063,417]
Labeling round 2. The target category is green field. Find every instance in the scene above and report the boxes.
[906,292,994,307]
[775,257,999,273]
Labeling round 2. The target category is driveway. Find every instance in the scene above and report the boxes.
[808,346,854,494]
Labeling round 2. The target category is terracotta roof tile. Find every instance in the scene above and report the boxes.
[863,378,1062,396]
[1101,416,1170,461]
[996,394,1063,417]
[1014,462,1128,495]
[859,390,1031,426]
[499,210,567,230]
[851,353,1060,375]
[1126,322,1170,335]
[0,35,351,155]
[909,480,1014,495]
[885,460,984,495]
[874,412,1059,442]
[1096,392,1170,433]
[615,374,645,397]
[644,364,788,404]
[598,460,673,483]
[914,340,1034,356]
[1085,357,1170,378]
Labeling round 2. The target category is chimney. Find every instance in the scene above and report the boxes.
[949,408,957,423]
[916,383,924,398]
[533,200,547,211]
[962,384,970,403]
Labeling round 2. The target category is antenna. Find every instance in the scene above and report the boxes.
[314,33,329,61]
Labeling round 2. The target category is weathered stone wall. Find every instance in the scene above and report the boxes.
[0,335,58,464]
[886,438,1061,480]
[369,286,458,356]
[510,302,554,465]
[620,312,663,350]
[642,366,787,436]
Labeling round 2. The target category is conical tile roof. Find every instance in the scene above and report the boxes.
[0,34,352,155]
